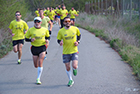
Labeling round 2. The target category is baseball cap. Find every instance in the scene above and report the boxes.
[34,17,42,22]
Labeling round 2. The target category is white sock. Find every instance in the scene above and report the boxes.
[66,70,73,81]
[37,67,43,80]
[18,59,21,62]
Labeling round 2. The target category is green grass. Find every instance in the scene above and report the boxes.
[0,38,13,58]
[76,13,140,80]
[0,0,31,59]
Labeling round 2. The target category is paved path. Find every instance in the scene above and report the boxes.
[0,21,139,94]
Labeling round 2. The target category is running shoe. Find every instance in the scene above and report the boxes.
[44,55,47,60]
[67,80,74,87]
[73,69,77,76]
[36,79,41,85]
[18,60,21,64]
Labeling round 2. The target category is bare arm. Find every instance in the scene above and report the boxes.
[24,29,28,34]
[8,28,15,37]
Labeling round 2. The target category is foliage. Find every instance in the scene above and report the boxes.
[76,12,140,80]
[0,0,30,58]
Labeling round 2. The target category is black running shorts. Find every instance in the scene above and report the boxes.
[31,45,46,56]
[12,39,24,46]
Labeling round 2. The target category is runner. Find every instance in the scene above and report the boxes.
[56,5,61,28]
[39,8,53,35]
[54,7,58,24]
[77,10,79,14]
[58,5,68,28]
[39,8,53,59]
[8,11,29,64]
[69,7,79,26]
[44,7,50,16]
[57,17,81,87]
[35,8,40,17]
[43,8,47,16]
[48,7,56,23]
[25,17,50,85]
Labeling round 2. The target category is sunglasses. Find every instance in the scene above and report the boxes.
[34,20,41,23]
[15,14,20,16]
[64,20,71,23]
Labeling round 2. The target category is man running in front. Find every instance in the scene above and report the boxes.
[25,17,50,84]
[57,17,81,87]
[8,11,29,64]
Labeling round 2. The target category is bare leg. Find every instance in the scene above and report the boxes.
[38,52,45,67]
[33,55,39,68]
[18,43,23,60]
[13,45,18,53]
[72,60,78,69]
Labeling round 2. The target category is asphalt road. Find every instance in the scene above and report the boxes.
[0,21,140,94]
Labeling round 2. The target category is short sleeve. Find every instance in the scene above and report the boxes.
[24,22,29,30]
[46,17,50,23]
[66,10,68,14]
[25,29,31,38]
[9,22,13,30]
[76,28,81,36]
[75,11,78,14]
[45,30,50,37]
[69,10,71,14]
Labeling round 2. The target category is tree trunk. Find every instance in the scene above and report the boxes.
[139,0,140,20]
[122,0,124,18]
[101,0,103,15]
[95,0,96,14]
[111,0,113,15]
[117,0,120,18]
[98,0,100,15]
[106,0,107,15]
[130,0,132,20]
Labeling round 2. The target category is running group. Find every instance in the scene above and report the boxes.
[8,4,81,87]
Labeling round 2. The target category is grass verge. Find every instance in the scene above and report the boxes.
[75,13,140,80]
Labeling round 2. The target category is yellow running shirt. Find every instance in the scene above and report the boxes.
[35,10,39,17]
[56,8,61,15]
[57,26,81,54]
[59,9,68,20]
[25,27,50,47]
[48,11,55,20]
[9,19,29,40]
[69,10,78,19]
[43,10,47,16]
[44,10,50,16]
[77,11,79,14]
[41,16,50,29]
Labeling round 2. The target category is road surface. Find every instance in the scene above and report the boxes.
[0,21,139,94]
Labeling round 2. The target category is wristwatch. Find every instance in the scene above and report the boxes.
[77,41,80,44]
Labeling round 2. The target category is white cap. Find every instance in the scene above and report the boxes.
[34,17,42,22]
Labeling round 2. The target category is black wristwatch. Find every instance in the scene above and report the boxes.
[77,41,80,44]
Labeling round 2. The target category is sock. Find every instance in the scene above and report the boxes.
[37,67,43,80]
[18,59,21,62]
[66,70,72,81]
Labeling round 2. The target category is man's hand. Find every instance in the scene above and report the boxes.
[60,41,63,46]
[31,38,35,42]
[45,39,49,47]
[74,41,79,46]
[11,33,15,37]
